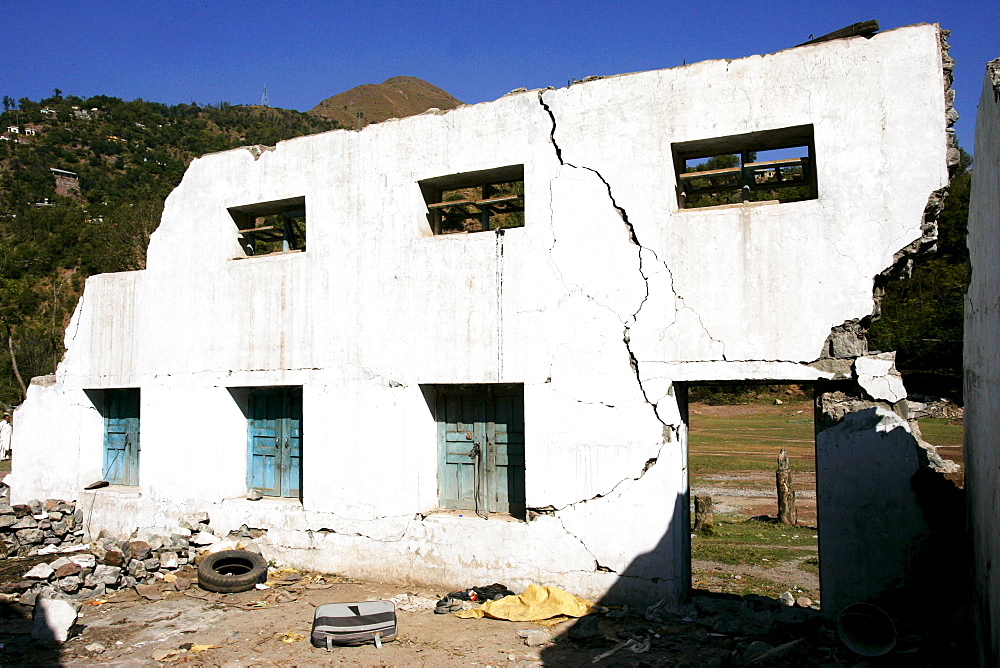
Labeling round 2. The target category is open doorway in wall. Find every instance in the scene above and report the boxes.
[681,382,820,608]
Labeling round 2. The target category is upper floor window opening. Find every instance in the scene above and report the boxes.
[419,165,524,235]
[672,125,816,210]
[228,196,306,256]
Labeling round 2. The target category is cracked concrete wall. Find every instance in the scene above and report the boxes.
[11,24,949,605]
[966,57,1000,666]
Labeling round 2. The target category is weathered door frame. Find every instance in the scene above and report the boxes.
[102,388,140,486]
[246,386,302,499]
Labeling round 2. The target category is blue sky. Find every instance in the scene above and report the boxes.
[2,1,995,151]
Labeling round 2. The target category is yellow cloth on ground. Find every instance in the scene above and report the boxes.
[454,584,594,621]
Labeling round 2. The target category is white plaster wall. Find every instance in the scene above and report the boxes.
[965,58,1000,665]
[11,25,948,605]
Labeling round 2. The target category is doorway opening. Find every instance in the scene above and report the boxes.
[681,382,820,608]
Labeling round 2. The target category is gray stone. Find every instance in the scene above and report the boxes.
[795,596,813,608]
[744,640,772,662]
[122,575,137,588]
[0,503,13,515]
[127,559,147,579]
[47,512,63,522]
[518,630,551,647]
[92,565,122,586]
[179,512,210,529]
[42,537,60,545]
[50,557,72,570]
[31,597,79,642]
[70,583,106,601]
[50,520,70,537]
[24,562,54,580]
[0,514,16,528]
[17,529,45,545]
[85,642,106,653]
[246,489,263,501]
[168,534,189,550]
[73,509,83,525]
[12,516,38,529]
[57,575,82,594]
[143,557,161,572]
[779,591,795,607]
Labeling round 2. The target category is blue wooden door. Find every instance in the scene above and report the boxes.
[437,385,524,515]
[104,389,140,486]
[248,387,302,498]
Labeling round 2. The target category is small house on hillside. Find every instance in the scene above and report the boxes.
[10,24,956,610]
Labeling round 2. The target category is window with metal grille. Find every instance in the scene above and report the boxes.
[228,196,306,256]
[419,165,524,235]
[673,125,816,209]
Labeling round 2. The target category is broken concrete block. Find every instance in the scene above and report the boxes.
[31,597,79,642]
[855,354,907,403]
[191,531,220,546]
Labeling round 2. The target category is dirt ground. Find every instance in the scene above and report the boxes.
[0,560,975,667]
[0,564,808,667]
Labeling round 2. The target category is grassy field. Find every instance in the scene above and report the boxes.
[686,398,963,603]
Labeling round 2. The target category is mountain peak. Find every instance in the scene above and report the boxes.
[309,76,463,128]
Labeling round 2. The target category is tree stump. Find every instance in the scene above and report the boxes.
[776,448,797,525]
[693,494,714,535]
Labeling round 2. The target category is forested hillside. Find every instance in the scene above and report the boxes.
[0,92,340,406]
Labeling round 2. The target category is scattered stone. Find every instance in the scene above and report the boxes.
[174,577,191,591]
[85,642,106,653]
[744,640,772,662]
[103,547,126,567]
[795,596,813,608]
[774,399,784,405]
[516,630,551,647]
[58,575,83,594]
[70,554,96,569]
[567,615,602,639]
[191,531,220,546]
[31,597,79,642]
[54,563,82,578]
[246,489,263,501]
[93,565,122,586]
[128,540,152,560]
[24,562,54,580]
[779,591,795,607]
[135,584,162,600]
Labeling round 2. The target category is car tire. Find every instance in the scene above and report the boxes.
[197,549,268,593]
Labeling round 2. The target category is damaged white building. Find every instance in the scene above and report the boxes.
[10,24,955,610]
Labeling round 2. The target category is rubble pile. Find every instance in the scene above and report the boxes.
[0,507,267,608]
[0,499,84,557]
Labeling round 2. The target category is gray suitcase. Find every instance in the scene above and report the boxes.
[311,600,397,649]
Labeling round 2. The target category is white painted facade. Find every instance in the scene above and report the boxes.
[11,25,948,605]
[965,57,1000,665]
